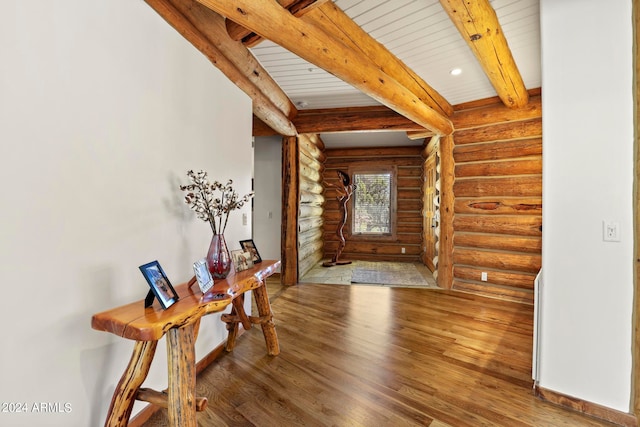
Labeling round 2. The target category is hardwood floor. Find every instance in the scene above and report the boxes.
[143,281,616,426]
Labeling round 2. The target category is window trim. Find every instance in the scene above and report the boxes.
[347,164,398,241]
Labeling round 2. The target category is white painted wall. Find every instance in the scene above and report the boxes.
[0,1,253,425]
[540,0,634,411]
[253,136,283,261]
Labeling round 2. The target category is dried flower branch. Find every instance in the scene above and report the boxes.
[179,170,254,235]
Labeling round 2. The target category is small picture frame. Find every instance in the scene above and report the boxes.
[139,261,179,309]
[193,258,214,294]
[239,239,262,264]
[232,249,253,272]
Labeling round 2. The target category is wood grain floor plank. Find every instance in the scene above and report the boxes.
[143,282,617,426]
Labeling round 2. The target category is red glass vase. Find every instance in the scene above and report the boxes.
[206,234,231,279]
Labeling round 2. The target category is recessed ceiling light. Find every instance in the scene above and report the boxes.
[450,68,462,76]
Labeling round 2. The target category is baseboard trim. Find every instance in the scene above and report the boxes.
[128,328,246,427]
[534,385,637,427]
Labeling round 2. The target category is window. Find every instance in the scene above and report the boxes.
[350,166,397,237]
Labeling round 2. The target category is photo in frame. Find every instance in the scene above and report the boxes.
[139,260,179,309]
[231,249,253,272]
[193,258,214,294]
[239,239,262,264]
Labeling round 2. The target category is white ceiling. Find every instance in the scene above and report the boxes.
[250,0,541,147]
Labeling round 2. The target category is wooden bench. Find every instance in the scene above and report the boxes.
[91,260,281,427]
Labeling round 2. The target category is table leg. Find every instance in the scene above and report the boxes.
[232,295,252,330]
[166,323,196,427]
[223,294,253,352]
[223,306,240,352]
[252,283,280,356]
[104,340,158,427]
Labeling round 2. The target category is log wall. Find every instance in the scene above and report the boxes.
[451,95,542,303]
[323,146,423,262]
[298,134,326,277]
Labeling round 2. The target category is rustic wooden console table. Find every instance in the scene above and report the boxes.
[91,260,281,427]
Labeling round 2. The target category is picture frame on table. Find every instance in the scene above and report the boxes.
[239,239,262,264]
[139,260,179,309]
[192,258,214,294]
[232,249,253,272]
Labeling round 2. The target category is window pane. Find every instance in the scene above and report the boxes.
[353,173,391,234]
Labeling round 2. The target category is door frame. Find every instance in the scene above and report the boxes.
[422,137,439,272]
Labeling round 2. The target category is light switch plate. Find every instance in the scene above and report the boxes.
[603,220,620,242]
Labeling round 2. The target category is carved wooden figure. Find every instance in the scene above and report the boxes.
[323,170,354,267]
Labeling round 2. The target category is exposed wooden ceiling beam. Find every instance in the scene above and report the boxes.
[439,0,529,109]
[145,0,297,136]
[226,0,296,42]
[296,106,427,134]
[252,105,427,137]
[407,130,434,140]
[253,92,542,137]
[226,0,329,47]
[194,0,454,135]
[303,2,453,117]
